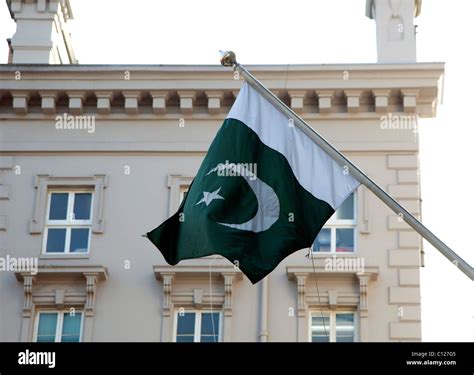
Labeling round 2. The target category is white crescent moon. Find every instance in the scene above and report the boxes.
[207,163,280,233]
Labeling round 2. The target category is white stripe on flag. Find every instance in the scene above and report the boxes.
[227,82,360,209]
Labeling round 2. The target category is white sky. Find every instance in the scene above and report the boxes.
[0,0,473,341]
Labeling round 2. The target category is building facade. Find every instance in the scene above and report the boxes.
[0,0,443,342]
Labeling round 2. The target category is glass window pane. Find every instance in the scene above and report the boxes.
[61,312,82,342]
[334,194,354,220]
[73,193,92,220]
[69,228,89,253]
[200,313,219,342]
[313,228,331,252]
[336,313,354,342]
[311,315,330,342]
[49,193,68,220]
[45,228,67,253]
[201,336,219,343]
[176,336,194,342]
[335,228,355,252]
[37,313,58,342]
[177,312,195,334]
[176,312,195,342]
[200,313,219,335]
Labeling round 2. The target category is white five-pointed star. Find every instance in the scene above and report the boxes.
[196,187,225,206]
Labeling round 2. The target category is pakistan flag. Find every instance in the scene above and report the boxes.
[147,82,360,284]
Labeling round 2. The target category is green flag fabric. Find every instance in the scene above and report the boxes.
[147,82,360,284]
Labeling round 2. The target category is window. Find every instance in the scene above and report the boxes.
[312,193,356,253]
[34,311,83,342]
[310,311,355,342]
[167,175,193,216]
[30,175,107,235]
[174,311,221,342]
[43,191,93,254]
[179,186,189,205]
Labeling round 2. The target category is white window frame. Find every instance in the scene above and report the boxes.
[168,175,193,216]
[312,192,357,254]
[179,185,189,205]
[42,190,94,255]
[172,309,222,343]
[33,309,84,343]
[309,310,358,343]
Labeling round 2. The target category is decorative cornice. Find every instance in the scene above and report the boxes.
[287,265,379,280]
[287,265,378,315]
[8,0,74,21]
[154,264,242,278]
[0,63,444,118]
[15,265,108,281]
[154,264,242,317]
[16,264,107,321]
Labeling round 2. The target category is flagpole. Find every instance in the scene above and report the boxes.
[220,51,474,281]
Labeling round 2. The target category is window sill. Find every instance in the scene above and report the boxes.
[310,252,358,257]
[15,264,108,281]
[39,253,90,260]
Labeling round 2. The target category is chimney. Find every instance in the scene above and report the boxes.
[366,0,422,63]
[7,0,77,64]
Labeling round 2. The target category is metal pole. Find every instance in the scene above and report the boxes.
[220,51,473,281]
[259,277,269,342]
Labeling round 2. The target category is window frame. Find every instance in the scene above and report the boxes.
[172,309,222,343]
[42,190,94,255]
[308,310,357,343]
[32,309,84,343]
[168,175,194,216]
[312,192,357,254]
[179,185,189,205]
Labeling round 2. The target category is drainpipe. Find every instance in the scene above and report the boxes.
[258,277,268,342]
